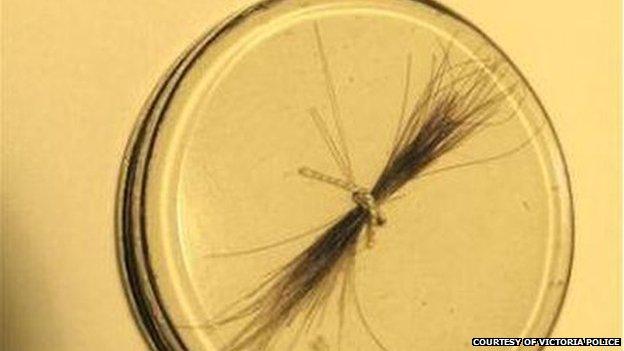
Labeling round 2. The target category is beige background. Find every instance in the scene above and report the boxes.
[1,0,621,350]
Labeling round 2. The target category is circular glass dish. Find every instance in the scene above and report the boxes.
[117,0,574,350]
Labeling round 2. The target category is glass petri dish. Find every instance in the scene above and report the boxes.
[117,0,574,350]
